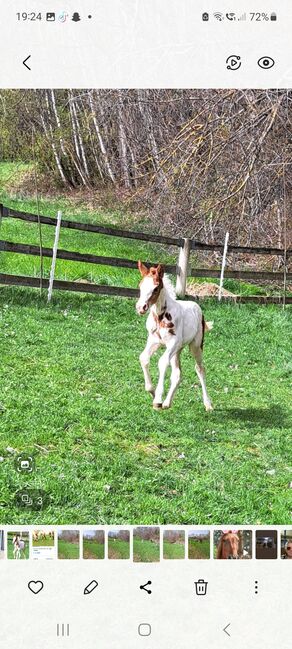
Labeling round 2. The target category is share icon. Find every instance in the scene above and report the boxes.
[140,580,152,594]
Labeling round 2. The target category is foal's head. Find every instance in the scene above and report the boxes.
[217,531,239,559]
[136,261,164,315]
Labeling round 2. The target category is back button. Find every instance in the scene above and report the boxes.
[23,55,31,70]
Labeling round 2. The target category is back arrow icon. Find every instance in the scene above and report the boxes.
[223,623,231,637]
[23,55,31,70]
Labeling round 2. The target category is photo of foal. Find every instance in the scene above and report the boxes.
[215,530,252,559]
[136,261,213,410]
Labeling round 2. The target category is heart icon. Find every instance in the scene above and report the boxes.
[28,580,44,594]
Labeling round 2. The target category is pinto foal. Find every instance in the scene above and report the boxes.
[136,261,213,410]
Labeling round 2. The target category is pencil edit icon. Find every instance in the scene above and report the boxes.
[84,579,98,595]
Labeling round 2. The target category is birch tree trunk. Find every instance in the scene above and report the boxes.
[88,90,116,183]
[39,90,68,185]
[117,90,130,188]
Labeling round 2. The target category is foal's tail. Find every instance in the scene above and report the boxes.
[201,315,213,349]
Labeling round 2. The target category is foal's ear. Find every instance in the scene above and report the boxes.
[138,260,149,277]
[156,264,164,279]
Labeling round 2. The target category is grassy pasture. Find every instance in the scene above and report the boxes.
[163,541,185,560]
[188,539,210,560]
[0,287,291,525]
[0,167,291,526]
[133,538,160,562]
[108,538,130,560]
[83,538,105,559]
[58,539,79,559]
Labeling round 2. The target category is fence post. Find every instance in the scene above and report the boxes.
[176,238,190,297]
[48,211,62,303]
[218,232,229,302]
[0,204,3,227]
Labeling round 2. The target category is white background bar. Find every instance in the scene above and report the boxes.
[0,1,291,88]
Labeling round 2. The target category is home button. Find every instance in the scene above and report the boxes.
[138,623,151,637]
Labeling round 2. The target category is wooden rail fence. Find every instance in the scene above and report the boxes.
[0,204,291,304]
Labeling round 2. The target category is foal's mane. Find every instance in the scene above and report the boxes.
[163,275,177,300]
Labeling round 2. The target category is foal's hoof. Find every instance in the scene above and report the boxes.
[205,403,214,412]
[162,402,170,409]
[153,402,162,410]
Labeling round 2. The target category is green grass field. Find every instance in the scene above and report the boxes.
[0,288,291,525]
[0,165,292,526]
[163,540,185,559]
[133,538,160,562]
[188,539,210,559]
[83,539,105,559]
[58,539,79,559]
[108,538,130,559]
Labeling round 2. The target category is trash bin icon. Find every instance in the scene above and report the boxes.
[194,579,208,596]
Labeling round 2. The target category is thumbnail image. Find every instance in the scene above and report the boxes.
[188,530,210,559]
[214,530,252,559]
[0,89,291,527]
[83,530,105,559]
[281,531,292,559]
[256,530,278,559]
[58,530,80,559]
[133,527,160,562]
[7,532,29,560]
[32,529,55,559]
[0,531,4,559]
[108,530,130,560]
[163,530,185,559]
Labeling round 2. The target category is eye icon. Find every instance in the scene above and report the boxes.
[258,56,275,69]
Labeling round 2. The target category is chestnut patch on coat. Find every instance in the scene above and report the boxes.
[153,309,175,336]
[148,281,163,305]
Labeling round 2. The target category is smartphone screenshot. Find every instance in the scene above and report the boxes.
[0,1,291,647]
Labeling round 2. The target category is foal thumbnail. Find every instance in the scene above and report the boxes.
[8,532,29,560]
[214,530,252,559]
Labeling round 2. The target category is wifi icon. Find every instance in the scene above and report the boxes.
[214,12,224,20]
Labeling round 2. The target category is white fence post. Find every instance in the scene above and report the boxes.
[48,210,62,303]
[218,232,229,302]
[176,238,190,297]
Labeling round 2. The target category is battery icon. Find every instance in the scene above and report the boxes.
[270,12,277,21]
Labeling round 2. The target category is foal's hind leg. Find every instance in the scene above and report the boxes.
[140,338,161,397]
[162,352,181,409]
[189,342,213,411]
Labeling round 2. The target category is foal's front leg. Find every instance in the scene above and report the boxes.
[162,352,181,409]
[153,341,180,409]
[139,337,161,397]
